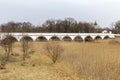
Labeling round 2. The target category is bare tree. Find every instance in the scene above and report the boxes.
[21,39,29,61]
[44,41,64,63]
[114,20,120,33]
[21,34,32,61]
[1,34,17,61]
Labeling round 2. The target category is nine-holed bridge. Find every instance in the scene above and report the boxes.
[0,32,115,42]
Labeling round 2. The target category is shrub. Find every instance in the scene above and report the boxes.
[44,41,64,63]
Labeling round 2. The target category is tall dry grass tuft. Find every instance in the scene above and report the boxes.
[56,40,120,80]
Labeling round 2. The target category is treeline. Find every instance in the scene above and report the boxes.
[0,18,120,33]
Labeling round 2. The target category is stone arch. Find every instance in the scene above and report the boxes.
[50,36,60,41]
[104,35,110,39]
[20,36,33,42]
[36,36,47,41]
[95,35,102,40]
[74,36,83,42]
[85,36,93,42]
[62,36,72,41]
[1,35,18,44]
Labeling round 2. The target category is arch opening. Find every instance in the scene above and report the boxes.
[36,36,47,41]
[20,36,33,42]
[62,36,72,41]
[85,36,93,42]
[104,36,110,39]
[1,35,18,44]
[74,36,83,42]
[50,36,60,41]
[95,36,102,40]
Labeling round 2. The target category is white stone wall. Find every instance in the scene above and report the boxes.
[0,33,115,41]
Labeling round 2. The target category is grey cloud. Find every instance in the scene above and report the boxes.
[0,0,120,27]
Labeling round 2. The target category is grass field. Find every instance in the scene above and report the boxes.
[0,38,120,80]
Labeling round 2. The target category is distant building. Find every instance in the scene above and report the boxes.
[102,30,108,33]
[102,30,112,34]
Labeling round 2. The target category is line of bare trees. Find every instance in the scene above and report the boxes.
[0,18,106,33]
[1,18,120,33]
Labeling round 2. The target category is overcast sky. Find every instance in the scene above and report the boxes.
[0,0,120,27]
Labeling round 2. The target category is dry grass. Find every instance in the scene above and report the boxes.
[0,38,120,80]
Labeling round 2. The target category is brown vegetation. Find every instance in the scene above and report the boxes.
[44,41,64,63]
[1,34,17,61]
[0,38,120,80]
[0,18,102,33]
[21,38,32,61]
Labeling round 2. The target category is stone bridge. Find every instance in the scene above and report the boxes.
[0,32,115,42]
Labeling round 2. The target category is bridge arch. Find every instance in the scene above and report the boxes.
[95,35,102,40]
[36,36,47,41]
[85,35,93,41]
[62,36,72,41]
[20,36,33,41]
[1,35,18,44]
[50,36,60,41]
[104,35,110,39]
[74,36,83,42]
